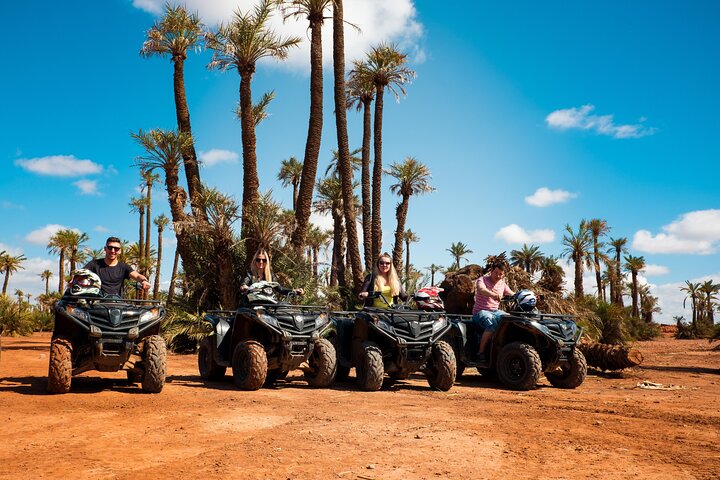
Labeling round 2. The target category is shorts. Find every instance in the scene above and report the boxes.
[471,310,506,333]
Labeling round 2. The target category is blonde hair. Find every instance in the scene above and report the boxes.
[250,248,272,282]
[373,253,401,297]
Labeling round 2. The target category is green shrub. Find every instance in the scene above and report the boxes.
[625,316,661,341]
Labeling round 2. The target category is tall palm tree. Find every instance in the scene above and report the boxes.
[1,253,26,296]
[306,224,330,278]
[510,244,544,274]
[47,229,75,292]
[140,3,207,221]
[426,264,444,287]
[277,156,304,211]
[607,237,628,306]
[638,284,661,323]
[698,280,719,325]
[447,242,473,270]
[352,43,415,261]
[40,269,53,295]
[346,63,375,271]
[64,230,89,276]
[278,0,334,256]
[206,0,300,259]
[332,0,364,292]
[560,221,593,299]
[142,170,160,289]
[538,256,565,293]
[388,157,434,270]
[313,176,353,287]
[588,218,610,301]
[403,229,419,290]
[680,280,701,329]
[14,289,24,305]
[129,196,147,274]
[624,254,646,318]
[153,214,170,300]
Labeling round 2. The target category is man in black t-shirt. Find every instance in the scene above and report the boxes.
[84,237,151,296]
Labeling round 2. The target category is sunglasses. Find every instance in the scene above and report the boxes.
[106,246,121,252]
[378,261,391,266]
[255,258,267,263]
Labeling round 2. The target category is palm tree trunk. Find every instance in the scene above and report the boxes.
[168,248,180,305]
[361,98,373,271]
[45,279,49,296]
[153,226,163,300]
[2,271,9,296]
[69,247,77,275]
[392,196,409,270]
[631,272,639,317]
[574,253,583,299]
[292,182,298,211]
[239,68,260,266]
[173,58,206,222]
[614,252,624,306]
[145,182,153,298]
[404,238,411,291]
[138,208,145,273]
[371,84,385,261]
[330,208,344,287]
[291,19,323,256]
[57,251,65,292]
[332,0,364,293]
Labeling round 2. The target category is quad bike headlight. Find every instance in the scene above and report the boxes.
[432,316,448,333]
[139,307,159,323]
[66,305,89,322]
[376,320,393,333]
[258,313,279,327]
[314,313,329,329]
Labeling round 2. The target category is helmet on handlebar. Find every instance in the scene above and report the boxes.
[246,282,278,304]
[414,286,445,311]
[516,289,537,312]
[68,269,102,296]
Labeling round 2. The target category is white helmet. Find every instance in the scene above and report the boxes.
[69,269,102,296]
[246,281,278,304]
[516,289,537,312]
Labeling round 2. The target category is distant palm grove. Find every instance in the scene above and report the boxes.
[1,2,718,345]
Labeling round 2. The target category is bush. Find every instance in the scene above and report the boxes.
[0,296,35,336]
[625,316,661,341]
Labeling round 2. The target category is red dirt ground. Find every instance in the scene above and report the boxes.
[1,333,718,479]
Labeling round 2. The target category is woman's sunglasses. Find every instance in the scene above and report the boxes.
[378,261,391,266]
[255,258,267,263]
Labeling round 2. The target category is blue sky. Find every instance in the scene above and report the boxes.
[2,1,719,324]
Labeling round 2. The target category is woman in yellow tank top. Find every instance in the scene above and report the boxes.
[358,253,408,307]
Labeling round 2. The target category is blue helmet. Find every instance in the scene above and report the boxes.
[516,289,537,312]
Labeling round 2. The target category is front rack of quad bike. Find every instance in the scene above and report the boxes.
[59,295,163,306]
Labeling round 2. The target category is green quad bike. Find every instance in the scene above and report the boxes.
[444,290,587,391]
[198,281,337,390]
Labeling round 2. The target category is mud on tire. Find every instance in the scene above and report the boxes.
[47,336,72,394]
[425,340,456,391]
[545,348,587,389]
[232,340,267,390]
[142,335,167,393]
[356,341,384,391]
[304,338,337,388]
[496,341,541,391]
[198,337,227,381]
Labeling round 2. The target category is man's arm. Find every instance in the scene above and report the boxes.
[476,278,501,301]
[129,270,151,291]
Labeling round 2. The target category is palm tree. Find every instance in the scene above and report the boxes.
[560,221,593,299]
[403,229,420,290]
[47,229,74,292]
[638,284,661,323]
[447,242,473,270]
[153,214,170,300]
[510,244,544,274]
[624,254,646,318]
[277,156,304,211]
[278,0,334,257]
[129,196,147,274]
[346,63,375,271]
[140,3,207,222]
[306,224,330,278]
[14,289,24,305]
[142,170,161,290]
[206,0,301,259]
[1,253,26,296]
[64,230,89,276]
[388,157,434,270]
[425,264,444,287]
[314,176,349,286]
[351,43,415,261]
[40,269,53,295]
[698,280,719,325]
[168,248,180,305]
[607,237,628,306]
[246,191,284,251]
[331,0,364,292]
[588,219,610,301]
[538,256,565,293]
[681,281,701,329]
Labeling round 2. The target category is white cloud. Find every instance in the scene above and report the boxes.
[133,0,424,73]
[494,224,555,244]
[0,243,23,256]
[73,179,100,195]
[525,187,577,207]
[652,273,720,324]
[25,224,79,246]
[632,209,720,255]
[199,148,239,167]
[5,257,57,299]
[545,104,656,139]
[15,155,103,177]
[94,225,109,233]
[1,201,24,210]
[643,264,670,276]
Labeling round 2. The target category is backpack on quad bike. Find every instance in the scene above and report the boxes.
[47,270,167,394]
[199,281,337,390]
[332,289,456,392]
[444,290,586,391]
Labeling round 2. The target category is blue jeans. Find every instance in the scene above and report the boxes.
[472,310,506,333]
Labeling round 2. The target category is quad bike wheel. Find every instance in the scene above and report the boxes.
[425,340,456,391]
[47,336,73,394]
[545,348,587,389]
[141,335,167,393]
[496,341,541,391]
[304,338,337,388]
[232,340,267,390]
[356,341,384,391]
[198,337,227,381]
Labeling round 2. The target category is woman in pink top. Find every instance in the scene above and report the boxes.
[472,262,514,361]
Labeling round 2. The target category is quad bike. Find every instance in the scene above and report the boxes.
[332,290,456,392]
[47,270,167,394]
[444,290,586,391]
[199,281,337,390]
